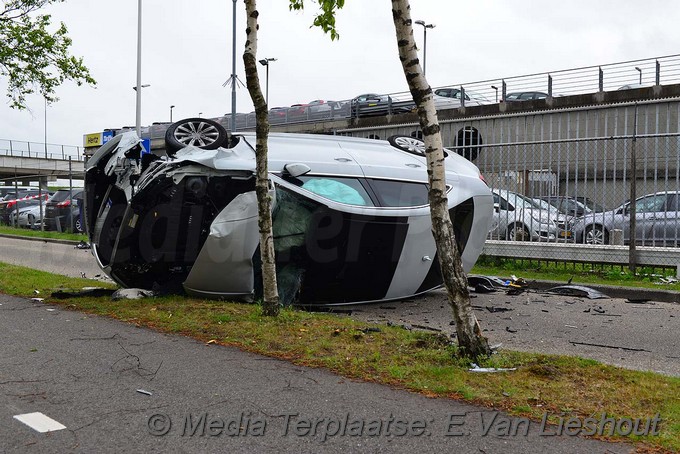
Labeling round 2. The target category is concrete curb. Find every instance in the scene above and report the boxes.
[0,233,82,246]
[526,279,680,305]
[2,232,678,304]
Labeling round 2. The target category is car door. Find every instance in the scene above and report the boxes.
[627,194,667,245]
[488,193,514,240]
[650,193,680,246]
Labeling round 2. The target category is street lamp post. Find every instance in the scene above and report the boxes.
[170,105,175,122]
[491,85,498,103]
[414,20,435,76]
[635,66,642,84]
[135,0,143,137]
[258,57,277,106]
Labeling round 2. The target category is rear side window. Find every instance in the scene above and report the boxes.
[368,179,429,207]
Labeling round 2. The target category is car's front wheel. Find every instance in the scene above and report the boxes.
[164,118,229,154]
[584,225,608,245]
[507,224,530,241]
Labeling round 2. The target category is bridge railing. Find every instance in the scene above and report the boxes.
[0,139,84,162]
[215,53,680,131]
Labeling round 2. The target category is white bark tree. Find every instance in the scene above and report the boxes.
[390,0,490,359]
[243,0,279,316]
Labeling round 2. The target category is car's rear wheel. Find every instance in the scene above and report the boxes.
[74,216,84,233]
[388,135,426,156]
[165,118,229,154]
[585,225,608,245]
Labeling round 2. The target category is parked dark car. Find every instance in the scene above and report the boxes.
[43,189,85,233]
[503,91,548,102]
[538,196,606,218]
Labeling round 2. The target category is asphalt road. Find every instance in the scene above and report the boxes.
[2,234,678,376]
[0,294,635,453]
[0,235,676,451]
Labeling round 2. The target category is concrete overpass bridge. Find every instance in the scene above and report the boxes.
[0,140,83,186]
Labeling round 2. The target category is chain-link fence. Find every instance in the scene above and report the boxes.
[339,99,680,274]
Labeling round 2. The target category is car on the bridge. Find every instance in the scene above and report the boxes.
[572,191,680,246]
[503,91,549,102]
[433,88,491,106]
[85,118,494,305]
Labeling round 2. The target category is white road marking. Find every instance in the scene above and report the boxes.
[13,412,66,433]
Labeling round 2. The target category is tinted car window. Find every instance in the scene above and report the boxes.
[635,194,667,213]
[368,179,429,207]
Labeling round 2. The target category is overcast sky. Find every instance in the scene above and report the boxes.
[1,0,678,148]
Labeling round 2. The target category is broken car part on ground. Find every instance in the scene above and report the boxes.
[83,118,493,305]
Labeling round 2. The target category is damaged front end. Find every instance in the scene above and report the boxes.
[85,132,258,297]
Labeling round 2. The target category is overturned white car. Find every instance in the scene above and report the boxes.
[84,118,493,305]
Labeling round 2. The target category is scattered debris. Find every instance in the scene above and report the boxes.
[505,327,518,333]
[486,306,512,313]
[625,298,653,304]
[411,324,441,332]
[565,325,578,329]
[51,288,116,299]
[546,285,608,299]
[112,288,156,300]
[74,241,91,250]
[569,341,650,352]
[360,327,382,334]
[206,339,217,345]
[33,290,40,295]
[30,298,44,303]
[136,389,152,396]
[593,306,606,314]
[469,363,517,373]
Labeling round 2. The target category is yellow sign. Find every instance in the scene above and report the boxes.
[83,132,103,147]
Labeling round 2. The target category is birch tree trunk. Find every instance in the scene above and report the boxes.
[391,0,490,359]
[243,0,280,316]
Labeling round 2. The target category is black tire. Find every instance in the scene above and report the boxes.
[387,135,426,156]
[584,225,608,245]
[507,224,530,241]
[164,118,229,154]
[74,216,84,233]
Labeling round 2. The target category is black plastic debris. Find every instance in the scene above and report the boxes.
[74,240,91,250]
[51,288,116,299]
[505,327,518,333]
[486,306,512,313]
[625,298,653,304]
[546,285,608,299]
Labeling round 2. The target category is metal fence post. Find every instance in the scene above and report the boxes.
[598,67,604,92]
[460,86,466,107]
[629,104,638,273]
[548,74,553,97]
[501,80,507,101]
[655,60,660,86]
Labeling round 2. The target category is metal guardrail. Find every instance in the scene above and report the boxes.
[0,139,83,162]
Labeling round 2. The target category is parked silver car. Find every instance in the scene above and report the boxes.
[85,120,494,305]
[572,191,680,245]
[489,189,570,241]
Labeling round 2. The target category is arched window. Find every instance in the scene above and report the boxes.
[455,126,482,161]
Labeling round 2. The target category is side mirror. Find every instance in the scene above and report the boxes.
[282,163,311,178]
[493,202,500,213]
